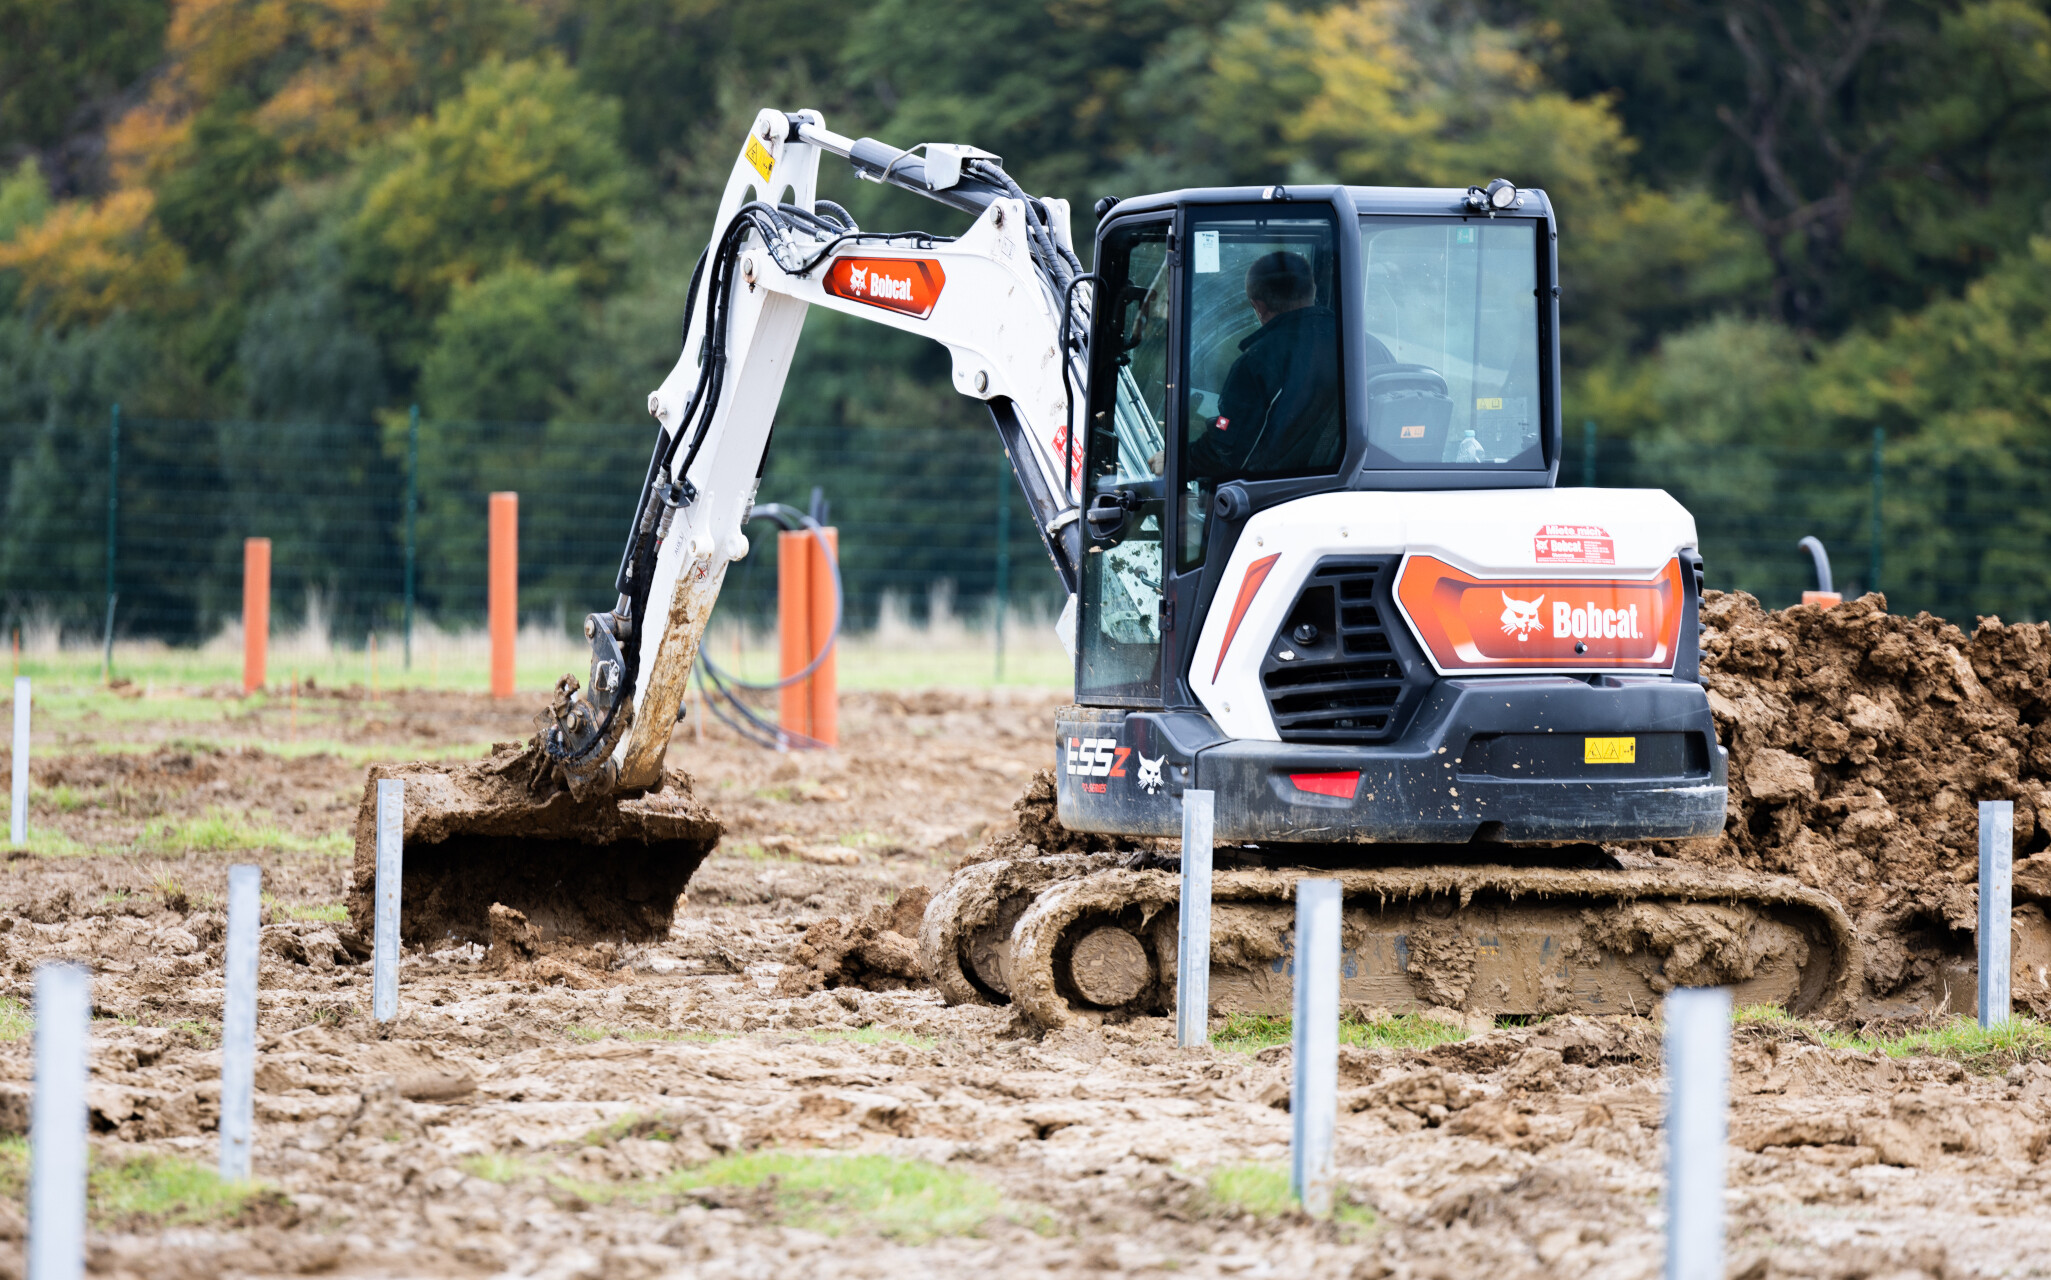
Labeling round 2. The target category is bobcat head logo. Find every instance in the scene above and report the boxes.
[1500,592,1545,641]
[848,266,867,293]
[1136,752,1166,795]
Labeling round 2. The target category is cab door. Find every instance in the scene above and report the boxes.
[1077,216,1174,705]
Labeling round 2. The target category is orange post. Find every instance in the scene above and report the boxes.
[776,527,839,746]
[489,492,518,698]
[242,537,270,694]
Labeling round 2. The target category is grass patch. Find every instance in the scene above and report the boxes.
[0,1141,274,1226]
[140,808,347,858]
[805,1026,935,1050]
[462,1152,534,1184]
[1735,1006,2051,1071]
[0,999,30,1042]
[0,825,93,857]
[282,902,348,923]
[41,784,87,813]
[1200,1163,1376,1230]
[674,1152,1014,1242]
[1212,1011,1470,1053]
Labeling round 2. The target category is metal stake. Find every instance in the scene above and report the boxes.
[1981,800,2014,1028]
[1290,878,1340,1217]
[11,677,28,848]
[220,865,260,1180]
[1176,789,1214,1048]
[373,779,404,1022]
[29,962,90,1280]
[1663,986,1732,1280]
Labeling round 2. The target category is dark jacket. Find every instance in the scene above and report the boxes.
[1187,305,1356,478]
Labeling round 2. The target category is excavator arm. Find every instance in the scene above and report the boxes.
[539,109,1092,797]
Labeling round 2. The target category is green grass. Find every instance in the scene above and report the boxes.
[282,902,348,923]
[463,1152,534,1184]
[0,824,92,857]
[0,999,31,1042]
[1212,1011,1471,1053]
[1200,1163,1376,1229]
[138,807,348,857]
[1735,1005,2051,1071]
[674,1152,1015,1241]
[0,1141,275,1226]
[41,784,87,813]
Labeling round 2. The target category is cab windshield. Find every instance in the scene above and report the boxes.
[1360,216,1543,470]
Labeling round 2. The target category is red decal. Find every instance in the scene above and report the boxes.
[1110,747,1130,778]
[1213,553,1281,682]
[1534,524,1615,566]
[1291,771,1361,800]
[1084,781,1107,794]
[1050,425,1085,490]
[823,257,946,319]
[1215,416,1230,431]
[1397,555,1684,671]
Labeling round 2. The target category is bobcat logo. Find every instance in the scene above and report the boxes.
[1500,592,1546,641]
[1136,752,1166,796]
[848,266,867,294]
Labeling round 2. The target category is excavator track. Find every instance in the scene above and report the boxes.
[923,858,1858,1029]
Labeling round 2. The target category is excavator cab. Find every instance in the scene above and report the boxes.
[1057,184,1726,850]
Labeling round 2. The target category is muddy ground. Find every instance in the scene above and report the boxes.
[0,670,2049,1276]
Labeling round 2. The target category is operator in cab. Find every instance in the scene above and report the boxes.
[1184,250,1369,478]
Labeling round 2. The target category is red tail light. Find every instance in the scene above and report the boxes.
[1291,771,1361,799]
[1395,555,1686,672]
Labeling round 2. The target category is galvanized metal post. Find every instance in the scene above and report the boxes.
[1663,986,1731,1280]
[1290,878,1341,1217]
[29,962,89,1280]
[11,677,28,849]
[373,779,403,1022]
[101,404,118,685]
[219,865,260,1180]
[1980,800,2013,1028]
[404,404,419,671]
[1176,789,1215,1048]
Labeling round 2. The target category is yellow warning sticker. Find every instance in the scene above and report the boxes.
[1477,397,1504,411]
[1585,737,1637,764]
[744,134,775,182]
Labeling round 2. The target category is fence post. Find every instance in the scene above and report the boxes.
[219,865,260,1180]
[404,405,419,672]
[10,677,27,849]
[242,538,270,695]
[374,779,404,1022]
[102,404,119,685]
[995,455,1010,683]
[808,527,838,748]
[1176,789,1214,1048]
[1664,985,1732,1280]
[1291,878,1341,1217]
[1981,800,2013,1028]
[488,493,517,698]
[1582,418,1596,489]
[29,962,89,1280]
[1869,427,1884,601]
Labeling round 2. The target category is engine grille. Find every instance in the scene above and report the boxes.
[1259,557,1428,743]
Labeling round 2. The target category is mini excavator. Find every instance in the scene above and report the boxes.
[356,109,1856,1025]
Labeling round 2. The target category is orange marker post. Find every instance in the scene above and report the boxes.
[242,538,270,694]
[489,493,518,699]
[776,527,839,747]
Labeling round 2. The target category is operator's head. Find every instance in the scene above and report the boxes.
[1245,250,1316,321]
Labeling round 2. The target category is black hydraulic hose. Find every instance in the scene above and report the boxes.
[697,505,842,691]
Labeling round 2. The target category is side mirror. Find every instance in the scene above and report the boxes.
[1213,483,1252,521]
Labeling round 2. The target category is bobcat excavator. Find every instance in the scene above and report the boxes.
[353,109,1857,1024]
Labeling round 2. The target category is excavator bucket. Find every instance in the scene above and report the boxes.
[345,744,722,949]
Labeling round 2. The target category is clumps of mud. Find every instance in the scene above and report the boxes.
[1695,591,2051,1008]
[774,887,933,996]
[347,744,723,948]
[483,903,626,989]
[955,768,1128,868]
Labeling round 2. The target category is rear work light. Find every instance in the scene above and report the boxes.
[1395,555,1686,674]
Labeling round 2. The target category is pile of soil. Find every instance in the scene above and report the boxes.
[773,886,933,995]
[1692,591,2051,1008]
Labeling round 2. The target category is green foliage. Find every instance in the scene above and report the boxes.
[0,159,52,243]
[675,1152,1013,1241]
[1735,1006,2051,1072]
[0,998,31,1042]
[152,93,283,266]
[350,55,635,369]
[0,1140,274,1225]
[1201,1162,1376,1228]
[421,264,584,423]
[0,0,169,168]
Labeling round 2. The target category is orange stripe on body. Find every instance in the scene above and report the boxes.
[1212,553,1281,682]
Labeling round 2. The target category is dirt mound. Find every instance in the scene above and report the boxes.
[1693,591,2051,1009]
[774,887,933,996]
[347,744,723,947]
[956,767,1126,868]
[483,903,628,989]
